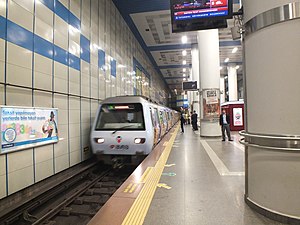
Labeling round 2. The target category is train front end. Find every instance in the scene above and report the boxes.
[91,102,153,165]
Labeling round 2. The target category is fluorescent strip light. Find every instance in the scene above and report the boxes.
[232,47,238,53]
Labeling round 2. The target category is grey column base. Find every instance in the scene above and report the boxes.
[245,195,300,224]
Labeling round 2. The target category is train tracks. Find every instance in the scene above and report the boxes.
[0,163,134,225]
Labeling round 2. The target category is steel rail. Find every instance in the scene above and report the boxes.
[31,169,112,225]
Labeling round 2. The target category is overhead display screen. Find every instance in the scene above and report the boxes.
[171,0,232,21]
[170,0,232,32]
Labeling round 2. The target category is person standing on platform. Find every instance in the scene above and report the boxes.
[191,110,198,131]
[219,109,232,141]
[180,113,185,133]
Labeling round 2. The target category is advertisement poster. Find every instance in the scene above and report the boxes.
[233,108,243,126]
[203,89,220,120]
[1,107,58,153]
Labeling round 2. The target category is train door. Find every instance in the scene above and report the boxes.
[154,107,161,141]
[166,111,172,130]
[150,107,159,145]
[163,110,169,131]
[159,109,166,136]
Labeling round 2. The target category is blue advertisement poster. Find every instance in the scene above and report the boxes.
[1,106,59,153]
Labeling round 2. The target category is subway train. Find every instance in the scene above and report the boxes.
[90,96,179,165]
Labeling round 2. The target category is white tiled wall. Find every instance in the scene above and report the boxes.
[0,0,6,16]
[81,61,90,97]
[0,155,6,199]
[54,62,68,93]
[34,91,52,107]
[35,17,54,43]
[69,97,81,166]
[35,2,53,28]
[0,85,4,105]
[0,0,170,199]
[34,145,54,182]
[0,39,5,61]
[54,94,69,173]
[8,0,34,31]
[7,150,34,194]
[7,43,32,87]
[54,16,68,50]
[6,87,32,106]
[70,0,80,19]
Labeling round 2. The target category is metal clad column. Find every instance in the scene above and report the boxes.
[191,45,200,117]
[227,65,238,101]
[242,1,300,222]
[197,30,221,137]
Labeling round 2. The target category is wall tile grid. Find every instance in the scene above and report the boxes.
[0,0,169,198]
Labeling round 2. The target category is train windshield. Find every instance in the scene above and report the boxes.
[95,103,145,130]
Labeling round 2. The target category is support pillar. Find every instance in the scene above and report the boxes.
[241,1,300,223]
[227,65,238,101]
[191,45,200,119]
[197,30,221,137]
[220,76,225,104]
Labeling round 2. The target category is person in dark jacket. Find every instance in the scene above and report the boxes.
[191,111,198,131]
[219,109,232,141]
[180,113,185,133]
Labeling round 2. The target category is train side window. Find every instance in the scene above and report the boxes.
[154,108,160,126]
[164,111,168,122]
[159,111,164,125]
[149,107,155,127]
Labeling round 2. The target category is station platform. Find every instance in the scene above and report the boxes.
[88,124,284,225]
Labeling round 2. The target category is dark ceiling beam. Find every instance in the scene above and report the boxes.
[165,76,189,79]
[159,64,192,69]
[148,40,241,52]
[112,0,172,93]
[220,62,243,66]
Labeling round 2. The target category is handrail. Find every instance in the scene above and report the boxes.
[239,131,300,141]
[239,131,300,152]
[239,138,300,152]
[245,2,300,36]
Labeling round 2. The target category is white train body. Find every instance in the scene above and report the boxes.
[90,96,179,164]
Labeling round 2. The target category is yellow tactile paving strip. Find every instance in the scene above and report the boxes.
[121,124,180,225]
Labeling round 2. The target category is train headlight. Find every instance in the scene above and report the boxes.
[95,138,105,144]
[134,138,146,144]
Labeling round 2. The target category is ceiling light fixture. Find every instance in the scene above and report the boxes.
[181,36,187,44]
[183,78,186,81]
[182,60,187,65]
[183,68,186,72]
[182,50,187,56]
[183,74,186,77]
[232,47,238,53]
[224,58,229,63]
[235,65,240,70]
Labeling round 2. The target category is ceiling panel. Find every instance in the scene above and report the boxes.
[114,0,243,93]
